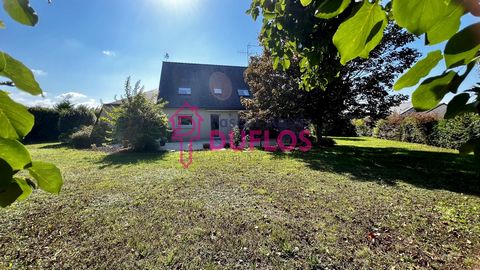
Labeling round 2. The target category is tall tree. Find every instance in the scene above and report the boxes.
[242,25,417,137]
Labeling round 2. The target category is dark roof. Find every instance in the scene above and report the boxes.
[158,61,249,110]
[104,89,158,105]
[394,101,447,119]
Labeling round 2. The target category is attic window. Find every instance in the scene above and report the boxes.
[213,88,223,95]
[237,89,250,97]
[178,87,191,95]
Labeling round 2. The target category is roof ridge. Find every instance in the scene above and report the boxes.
[162,61,247,69]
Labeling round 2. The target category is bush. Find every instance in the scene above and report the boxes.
[203,143,210,150]
[400,114,438,144]
[432,113,480,149]
[24,107,60,142]
[351,117,372,137]
[110,78,168,151]
[58,105,96,135]
[69,126,93,149]
[90,120,111,146]
[373,114,403,140]
[231,126,243,147]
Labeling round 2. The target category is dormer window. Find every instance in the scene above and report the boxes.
[213,88,223,95]
[237,89,250,97]
[178,87,191,95]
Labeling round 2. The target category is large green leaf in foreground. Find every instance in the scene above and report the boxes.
[444,23,480,68]
[333,1,387,65]
[393,0,464,45]
[28,161,63,194]
[394,50,443,90]
[0,51,42,95]
[2,0,38,26]
[0,90,34,140]
[0,137,31,171]
[412,71,456,111]
[315,0,351,19]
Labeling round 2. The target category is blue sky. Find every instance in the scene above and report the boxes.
[1,0,478,107]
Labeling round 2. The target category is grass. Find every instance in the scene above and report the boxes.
[0,137,479,269]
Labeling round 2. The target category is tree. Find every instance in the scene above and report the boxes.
[0,0,63,207]
[243,24,416,138]
[108,77,168,151]
[248,0,480,158]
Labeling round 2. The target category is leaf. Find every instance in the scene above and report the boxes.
[273,56,280,70]
[444,23,480,68]
[28,161,63,194]
[0,137,31,171]
[0,51,42,95]
[283,57,291,70]
[300,0,312,7]
[14,177,32,201]
[445,93,472,119]
[0,179,22,207]
[315,0,351,19]
[392,0,464,45]
[0,90,34,140]
[333,1,387,65]
[394,50,443,91]
[2,0,38,26]
[412,71,456,111]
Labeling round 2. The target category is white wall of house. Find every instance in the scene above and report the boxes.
[164,108,240,141]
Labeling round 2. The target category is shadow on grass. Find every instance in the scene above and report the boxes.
[37,143,68,149]
[97,150,169,169]
[270,145,480,196]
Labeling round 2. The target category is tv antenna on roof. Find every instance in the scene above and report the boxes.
[164,53,170,61]
[238,44,261,63]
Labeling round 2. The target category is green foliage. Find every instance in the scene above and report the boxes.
[231,125,243,147]
[372,116,402,141]
[69,126,94,149]
[333,1,387,65]
[373,113,439,145]
[24,106,60,142]
[0,90,34,140]
[351,118,372,137]
[0,0,63,207]
[90,121,111,146]
[432,113,480,150]
[394,50,443,90]
[58,105,96,135]
[109,77,168,151]
[248,0,480,156]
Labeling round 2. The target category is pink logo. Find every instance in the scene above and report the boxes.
[169,102,312,169]
[169,102,204,168]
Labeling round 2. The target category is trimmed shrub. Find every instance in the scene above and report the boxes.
[24,107,60,142]
[400,114,438,144]
[69,126,93,149]
[351,117,372,137]
[58,105,96,135]
[432,113,480,149]
[373,114,403,140]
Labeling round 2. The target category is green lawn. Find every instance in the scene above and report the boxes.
[1,137,479,269]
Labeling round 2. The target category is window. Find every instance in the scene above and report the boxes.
[213,88,223,95]
[237,89,250,97]
[178,115,193,127]
[178,87,191,95]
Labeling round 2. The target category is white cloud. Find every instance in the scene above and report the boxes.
[56,92,87,102]
[102,50,116,57]
[31,69,47,76]
[9,91,99,108]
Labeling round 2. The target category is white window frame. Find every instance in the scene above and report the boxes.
[178,115,193,128]
[237,89,250,97]
[178,87,191,95]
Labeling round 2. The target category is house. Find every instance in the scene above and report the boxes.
[97,89,158,121]
[158,61,250,140]
[391,101,448,119]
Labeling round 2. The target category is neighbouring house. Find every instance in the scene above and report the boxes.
[391,101,447,119]
[158,61,250,140]
[96,89,159,122]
